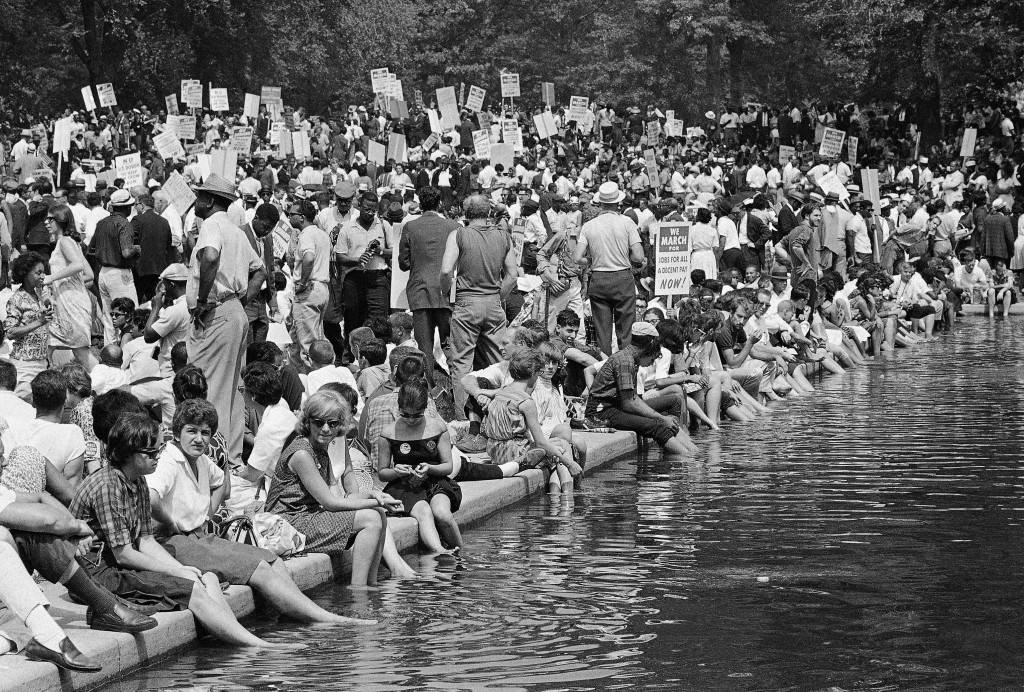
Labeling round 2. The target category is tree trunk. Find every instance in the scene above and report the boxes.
[706,37,723,110]
[917,12,942,152]
[727,38,746,104]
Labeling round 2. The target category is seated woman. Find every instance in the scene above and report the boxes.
[534,342,586,492]
[71,411,269,646]
[483,351,578,493]
[851,274,899,352]
[583,323,697,455]
[265,391,416,585]
[377,381,463,555]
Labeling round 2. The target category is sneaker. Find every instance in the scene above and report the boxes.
[456,434,488,454]
[518,448,548,470]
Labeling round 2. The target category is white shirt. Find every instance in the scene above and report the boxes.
[84,206,110,246]
[148,443,225,535]
[301,365,360,410]
[150,296,190,377]
[718,216,740,251]
[746,165,767,189]
[0,390,35,423]
[245,399,299,476]
[161,205,184,251]
[2,419,85,477]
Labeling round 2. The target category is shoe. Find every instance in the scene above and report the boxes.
[24,637,102,672]
[455,434,488,454]
[518,448,549,470]
[87,601,158,633]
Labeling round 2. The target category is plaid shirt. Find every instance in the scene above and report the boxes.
[585,346,639,415]
[70,465,152,563]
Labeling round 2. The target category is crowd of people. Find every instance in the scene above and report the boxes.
[0,89,1022,672]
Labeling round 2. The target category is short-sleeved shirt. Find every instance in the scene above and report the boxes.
[71,465,153,563]
[3,288,49,361]
[1,419,85,478]
[147,444,225,535]
[150,296,190,377]
[91,213,135,268]
[295,224,331,283]
[585,346,639,414]
[577,212,642,272]
[186,211,263,308]
[334,215,388,276]
[715,322,748,363]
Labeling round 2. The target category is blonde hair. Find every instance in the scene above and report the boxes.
[296,390,352,437]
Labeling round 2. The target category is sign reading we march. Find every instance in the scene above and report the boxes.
[654,223,691,298]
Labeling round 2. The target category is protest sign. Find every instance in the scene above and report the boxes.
[848,135,859,165]
[666,110,675,121]
[163,171,197,216]
[195,154,212,182]
[53,117,73,154]
[414,90,424,109]
[500,73,520,98]
[209,88,229,111]
[388,133,408,163]
[277,128,292,157]
[490,143,513,170]
[260,86,282,102]
[115,153,143,188]
[185,143,205,156]
[478,111,492,131]
[569,96,589,122]
[512,217,527,264]
[502,119,520,147]
[472,129,490,159]
[186,83,203,109]
[861,167,880,216]
[778,145,795,166]
[817,170,849,200]
[534,111,557,140]
[422,132,439,151]
[389,100,409,120]
[229,127,254,155]
[243,93,260,118]
[367,140,386,165]
[97,83,117,107]
[960,128,977,158]
[388,77,404,102]
[818,127,846,158]
[542,82,555,106]
[466,85,486,113]
[646,120,660,140]
[176,115,197,140]
[165,94,179,116]
[654,223,691,300]
[665,119,684,138]
[370,68,389,93]
[210,150,237,181]
[459,83,466,107]
[153,130,184,160]
[96,170,118,187]
[436,87,459,131]
[81,86,97,111]
[644,148,658,184]
[427,109,442,134]
[293,130,312,159]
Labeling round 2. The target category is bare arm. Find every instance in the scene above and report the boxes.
[290,449,382,511]
[439,231,460,298]
[500,245,518,300]
[196,246,220,304]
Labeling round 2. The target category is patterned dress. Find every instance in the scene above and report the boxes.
[265,436,355,557]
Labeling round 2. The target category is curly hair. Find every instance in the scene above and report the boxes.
[296,390,352,437]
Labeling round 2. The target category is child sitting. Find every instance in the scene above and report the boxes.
[356,339,390,401]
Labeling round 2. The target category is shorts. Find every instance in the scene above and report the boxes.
[161,531,277,585]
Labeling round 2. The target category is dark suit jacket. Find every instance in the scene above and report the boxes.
[777,203,800,244]
[26,195,55,245]
[399,211,460,310]
[132,209,174,276]
[9,198,28,248]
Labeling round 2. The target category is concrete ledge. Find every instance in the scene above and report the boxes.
[0,430,637,692]
[960,304,1024,315]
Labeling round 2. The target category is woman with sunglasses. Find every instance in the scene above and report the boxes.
[42,205,95,370]
[377,381,463,554]
[265,391,413,586]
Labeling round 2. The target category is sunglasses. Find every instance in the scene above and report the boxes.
[135,447,161,459]
[310,417,345,430]
[399,412,424,420]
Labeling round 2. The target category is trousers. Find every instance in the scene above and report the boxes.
[587,269,636,357]
[449,293,506,416]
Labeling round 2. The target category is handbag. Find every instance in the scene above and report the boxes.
[218,515,259,546]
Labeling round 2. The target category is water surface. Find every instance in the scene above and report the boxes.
[100,322,1024,691]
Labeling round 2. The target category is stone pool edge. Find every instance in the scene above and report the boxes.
[0,430,638,692]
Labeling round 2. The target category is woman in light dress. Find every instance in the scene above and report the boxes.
[685,206,719,293]
[44,205,95,370]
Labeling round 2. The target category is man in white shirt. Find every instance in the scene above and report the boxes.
[952,251,994,312]
[746,158,767,192]
[143,264,190,378]
[717,200,744,273]
[11,129,32,161]
[0,360,36,424]
[1,370,85,485]
[287,199,332,357]
[301,339,360,408]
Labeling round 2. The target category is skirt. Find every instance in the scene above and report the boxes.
[384,476,462,515]
[281,509,356,558]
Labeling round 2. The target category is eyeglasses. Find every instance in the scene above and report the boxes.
[45,217,56,222]
[135,447,160,459]
[399,412,424,420]
[310,417,345,430]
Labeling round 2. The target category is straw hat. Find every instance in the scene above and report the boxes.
[194,173,238,202]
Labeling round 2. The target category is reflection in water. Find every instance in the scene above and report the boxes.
[100,323,1024,691]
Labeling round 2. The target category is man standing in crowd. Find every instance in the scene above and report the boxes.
[186,173,267,466]
[240,202,281,344]
[573,181,644,356]
[287,199,331,359]
[399,186,458,387]
[335,192,390,362]
[91,188,141,345]
[441,193,517,416]
[132,194,175,303]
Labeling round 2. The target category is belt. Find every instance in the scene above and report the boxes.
[100,264,131,270]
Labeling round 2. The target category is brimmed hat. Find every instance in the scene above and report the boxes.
[631,322,658,337]
[769,264,790,279]
[992,198,1007,211]
[159,263,189,282]
[334,180,356,199]
[386,202,405,223]
[195,173,238,202]
[808,191,825,204]
[109,189,135,206]
[596,181,625,204]
[704,110,715,119]
[19,129,31,137]
[824,192,840,204]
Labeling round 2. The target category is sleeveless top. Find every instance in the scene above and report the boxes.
[455,222,511,296]
[265,436,332,515]
[383,432,444,466]
[481,388,531,442]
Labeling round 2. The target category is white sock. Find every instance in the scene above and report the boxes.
[26,606,65,652]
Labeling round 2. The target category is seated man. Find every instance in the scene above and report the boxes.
[953,250,995,316]
[148,399,368,625]
[0,360,35,425]
[301,339,359,408]
[91,344,130,395]
[0,456,156,670]
[228,362,298,515]
[71,404,269,646]
[1,370,86,486]
[715,297,790,403]
[355,339,390,401]
[583,322,697,455]
[246,340,304,411]
[548,309,599,398]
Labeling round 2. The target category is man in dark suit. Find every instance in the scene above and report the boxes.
[131,193,175,302]
[777,107,794,147]
[239,203,280,345]
[26,180,55,260]
[398,186,459,387]
[776,189,803,244]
